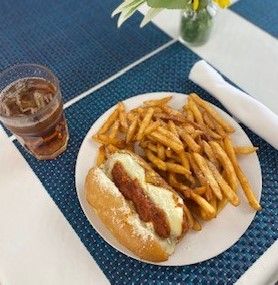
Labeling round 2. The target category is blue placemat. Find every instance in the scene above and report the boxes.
[13,42,278,284]
[0,0,170,103]
[231,0,278,38]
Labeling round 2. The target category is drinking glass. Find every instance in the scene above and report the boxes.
[0,64,69,160]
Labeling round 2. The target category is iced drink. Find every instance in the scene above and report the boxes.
[0,65,69,160]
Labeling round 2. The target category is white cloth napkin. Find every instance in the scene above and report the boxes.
[189,60,278,149]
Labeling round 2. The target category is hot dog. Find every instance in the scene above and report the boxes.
[85,150,188,262]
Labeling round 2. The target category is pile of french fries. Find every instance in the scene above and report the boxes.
[92,93,261,231]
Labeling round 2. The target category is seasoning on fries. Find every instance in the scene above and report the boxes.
[92,93,261,232]
[234,146,258,154]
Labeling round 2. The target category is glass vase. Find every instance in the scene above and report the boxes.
[179,2,216,46]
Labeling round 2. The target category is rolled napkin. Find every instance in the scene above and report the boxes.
[189,60,278,149]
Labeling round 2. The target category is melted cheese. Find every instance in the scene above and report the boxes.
[146,185,183,237]
[103,152,184,239]
[104,153,145,184]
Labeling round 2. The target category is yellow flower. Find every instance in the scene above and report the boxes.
[213,0,230,8]
[192,0,199,10]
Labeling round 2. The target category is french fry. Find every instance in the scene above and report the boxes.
[146,149,167,171]
[207,160,240,206]
[209,141,238,192]
[157,126,183,144]
[165,148,173,158]
[167,172,179,187]
[190,191,216,218]
[170,155,182,164]
[154,113,186,123]
[193,186,207,196]
[171,153,195,185]
[182,124,195,134]
[157,144,165,161]
[190,93,234,133]
[191,130,203,140]
[143,142,158,153]
[126,115,138,143]
[127,112,136,122]
[168,120,179,137]
[143,96,172,107]
[188,97,204,124]
[96,145,106,166]
[166,162,191,176]
[93,134,125,148]
[178,128,201,153]
[105,144,119,155]
[203,111,216,130]
[200,207,212,220]
[190,153,213,201]
[148,131,184,153]
[189,204,208,221]
[139,140,149,148]
[152,107,163,113]
[178,151,190,171]
[192,217,202,231]
[118,102,128,131]
[168,173,191,198]
[193,153,223,200]
[144,120,160,135]
[205,184,213,202]
[109,120,120,139]
[136,108,154,140]
[188,154,208,188]
[185,108,194,122]
[188,120,221,140]
[157,119,168,128]
[214,122,226,137]
[224,137,261,210]
[119,112,128,131]
[202,141,220,170]
[98,108,119,134]
[183,204,194,229]
[219,140,225,149]
[117,101,125,112]
[217,197,228,215]
[134,107,145,116]
[234,146,258,154]
[162,105,185,118]
[205,128,222,140]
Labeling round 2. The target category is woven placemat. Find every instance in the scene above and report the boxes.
[13,42,278,284]
[231,0,278,38]
[0,0,169,103]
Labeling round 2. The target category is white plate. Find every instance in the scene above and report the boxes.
[75,92,262,266]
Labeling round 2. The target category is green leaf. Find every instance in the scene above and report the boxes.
[116,0,145,27]
[112,0,145,17]
[147,0,192,9]
[140,8,163,27]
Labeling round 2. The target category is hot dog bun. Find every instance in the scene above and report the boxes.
[85,150,188,262]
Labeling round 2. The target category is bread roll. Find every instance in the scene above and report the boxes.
[85,151,188,262]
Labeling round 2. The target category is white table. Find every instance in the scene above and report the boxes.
[1,2,277,285]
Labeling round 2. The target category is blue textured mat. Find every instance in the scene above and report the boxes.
[14,42,278,285]
[231,0,278,38]
[0,0,169,103]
